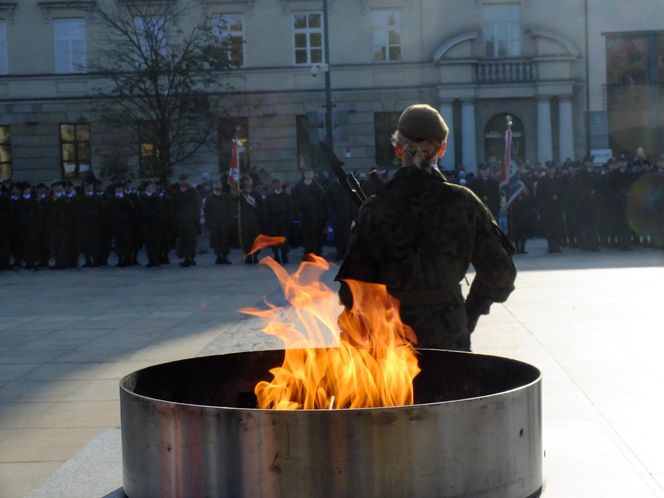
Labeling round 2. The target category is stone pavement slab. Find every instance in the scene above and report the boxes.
[1,241,664,497]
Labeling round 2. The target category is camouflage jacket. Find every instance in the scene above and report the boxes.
[335,166,516,351]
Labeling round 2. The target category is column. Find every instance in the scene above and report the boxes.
[461,99,477,172]
[537,97,553,164]
[558,96,574,161]
[438,101,455,169]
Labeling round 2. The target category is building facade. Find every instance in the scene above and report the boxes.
[0,0,662,183]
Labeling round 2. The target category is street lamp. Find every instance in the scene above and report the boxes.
[322,0,333,150]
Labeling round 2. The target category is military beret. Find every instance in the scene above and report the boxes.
[398,104,449,143]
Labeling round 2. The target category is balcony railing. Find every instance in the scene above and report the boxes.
[475,60,535,84]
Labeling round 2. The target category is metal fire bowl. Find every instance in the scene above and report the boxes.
[120,349,542,498]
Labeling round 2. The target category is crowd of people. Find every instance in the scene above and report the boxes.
[0,168,356,271]
[457,152,664,254]
[1,151,663,271]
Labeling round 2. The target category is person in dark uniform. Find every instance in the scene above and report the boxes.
[78,180,105,267]
[234,175,264,264]
[123,180,142,265]
[509,167,536,254]
[8,183,21,266]
[15,183,42,270]
[139,180,163,267]
[109,183,133,267]
[172,174,200,267]
[36,183,51,267]
[326,178,358,260]
[97,181,112,266]
[204,179,234,264]
[44,182,70,269]
[536,162,564,253]
[575,158,600,251]
[265,178,292,263]
[607,155,634,249]
[292,168,326,256]
[156,180,173,264]
[63,181,79,268]
[0,182,11,270]
[469,163,501,219]
[336,104,516,351]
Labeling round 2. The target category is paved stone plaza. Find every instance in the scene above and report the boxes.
[1,240,663,497]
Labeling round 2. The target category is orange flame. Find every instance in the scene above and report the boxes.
[247,234,287,256]
[241,254,421,410]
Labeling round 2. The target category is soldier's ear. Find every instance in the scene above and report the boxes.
[437,142,447,158]
[395,143,405,158]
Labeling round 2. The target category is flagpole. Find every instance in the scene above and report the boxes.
[505,115,516,239]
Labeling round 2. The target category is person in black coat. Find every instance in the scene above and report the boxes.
[156,180,173,264]
[63,181,80,268]
[8,183,21,266]
[78,180,105,267]
[44,182,71,269]
[292,168,326,256]
[15,184,42,269]
[606,156,635,249]
[265,179,292,263]
[326,178,358,261]
[172,174,201,267]
[124,180,142,265]
[139,180,163,267]
[0,183,11,270]
[204,179,234,264]
[575,158,600,251]
[234,175,264,264]
[109,183,133,267]
[469,164,501,219]
[536,162,565,253]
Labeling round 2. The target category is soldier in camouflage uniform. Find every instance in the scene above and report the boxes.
[336,104,516,351]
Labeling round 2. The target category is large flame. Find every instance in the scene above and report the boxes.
[241,254,421,410]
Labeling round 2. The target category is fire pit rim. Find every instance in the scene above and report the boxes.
[119,348,542,413]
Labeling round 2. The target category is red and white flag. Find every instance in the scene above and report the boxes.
[228,139,240,183]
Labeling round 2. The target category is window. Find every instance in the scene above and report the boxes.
[374,112,401,168]
[293,12,323,65]
[483,4,521,58]
[53,19,86,73]
[218,117,250,173]
[0,125,11,181]
[371,9,401,62]
[139,142,159,178]
[214,14,245,68]
[60,123,91,178]
[0,21,8,75]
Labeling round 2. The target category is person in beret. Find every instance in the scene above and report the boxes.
[336,104,516,351]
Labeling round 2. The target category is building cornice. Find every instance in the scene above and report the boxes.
[37,1,96,23]
[199,0,256,15]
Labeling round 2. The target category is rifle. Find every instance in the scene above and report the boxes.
[319,142,367,207]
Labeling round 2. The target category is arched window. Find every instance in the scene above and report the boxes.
[484,113,524,168]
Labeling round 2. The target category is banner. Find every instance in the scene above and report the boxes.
[500,126,524,208]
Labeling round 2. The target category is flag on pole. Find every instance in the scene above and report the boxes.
[228,138,240,183]
[500,124,524,208]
